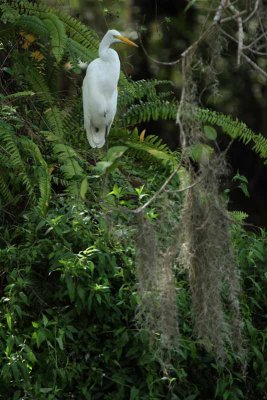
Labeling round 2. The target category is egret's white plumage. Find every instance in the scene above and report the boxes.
[82,29,138,148]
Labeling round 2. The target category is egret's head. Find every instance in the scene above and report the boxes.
[107,29,138,47]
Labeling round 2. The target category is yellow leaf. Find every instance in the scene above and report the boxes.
[31,50,44,62]
[21,41,30,49]
[139,129,146,142]
[20,33,36,50]
[25,34,36,43]
[64,61,72,70]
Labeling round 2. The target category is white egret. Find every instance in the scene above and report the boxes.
[82,29,138,148]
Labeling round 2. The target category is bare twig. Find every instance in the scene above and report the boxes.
[229,2,244,65]
[220,10,247,23]
[243,0,259,23]
[243,33,267,50]
[165,176,204,194]
[138,25,213,67]
[219,26,267,79]
[176,57,187,149]
[213,0,229,23]
[241,52,267,79]
[257,9,267,42]
[138,30,182,66]
[132,161,182,214]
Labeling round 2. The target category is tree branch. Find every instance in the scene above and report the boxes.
[132,161,182,214]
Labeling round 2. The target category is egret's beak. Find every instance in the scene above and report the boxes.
[115,35,138,48]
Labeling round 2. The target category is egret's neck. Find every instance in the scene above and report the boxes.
[99,37,114,61]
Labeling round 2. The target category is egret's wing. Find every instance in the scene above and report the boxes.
[82,61,106,148]
[82,57,119,148]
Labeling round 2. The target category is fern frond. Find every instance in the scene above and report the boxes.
[45,133,86,197]
[42,13,66,63]
[118,79,173,110]
[0,175,14,204]
[120,100,177,127]
[53,143,83,178]
[0,2,20,23]
[37,171,51,215]
[17,14,49,37]
[1,91,35,102]
[11,0,98,57]
[63,98,83,138]
[125,133,178,168]
[121,101,267,162]
[19,136,51,215]
[0,121,34,198]
[56,12,98,55]
[252,135,267,160]
[19,63,54,104]
[229,211,248,222]
[67,38,96,64]
[13,61,64,137]
[196,108,267,160]
[44,106,64,138]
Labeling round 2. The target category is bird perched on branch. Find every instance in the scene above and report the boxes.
[82,29,138,148]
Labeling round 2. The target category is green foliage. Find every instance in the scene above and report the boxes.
[120,95,267,163]
[1,2,267,399]
[197,108,267,161]
[47,132,87,197]
[118,79,174,110]
[8,0,98,60]
[0,119,51,214]
[42,13,66,63]
[0,0,97,201]
[1,197,267,399]
[95,131,179,175]
[233,172,250,198]
[0,121,34,200]
[121,99,177,126]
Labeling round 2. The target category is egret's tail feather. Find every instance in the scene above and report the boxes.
[78,59,88,70]
[86,126,106,149]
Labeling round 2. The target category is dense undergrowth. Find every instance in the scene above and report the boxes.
[1,193,267,399]
[1,1,267,399]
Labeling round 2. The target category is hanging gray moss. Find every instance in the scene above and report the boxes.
[135,212,179,364]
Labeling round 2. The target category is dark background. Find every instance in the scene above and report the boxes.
[52,0,267,226]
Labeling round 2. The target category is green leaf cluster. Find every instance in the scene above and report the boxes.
[1,2,267,399]
[1,197,267,399]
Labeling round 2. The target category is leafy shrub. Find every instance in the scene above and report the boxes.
[1,1,267,399]
[1,192,267,399]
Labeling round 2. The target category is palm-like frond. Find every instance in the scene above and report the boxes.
[0,121,35,199]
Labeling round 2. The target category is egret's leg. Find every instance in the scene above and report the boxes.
[105,126,109,152]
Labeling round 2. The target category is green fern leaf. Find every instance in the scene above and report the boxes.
[11,0,98,54]
[123,132,178,168]
[229,211,248,222]
[67,37,96,64]
[19,64,54,105]
[0,175,14,204]
[196,108,267,160]
[120,100,177,127]
[118,79,172,111]
[44,106,64,138]
[45,133,86,197]
[17,14,49,37]
[19,136,51,215]
[42,13,66,63]
[56,11,98,53]
[0,121,34,198]
[1,91,35,102]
